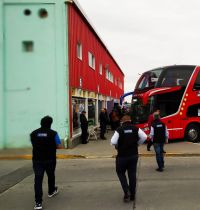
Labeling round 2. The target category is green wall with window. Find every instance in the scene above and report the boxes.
[0,0,69,148]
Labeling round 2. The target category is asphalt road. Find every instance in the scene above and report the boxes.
[0,156,200,210]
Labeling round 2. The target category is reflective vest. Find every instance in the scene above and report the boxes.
[116,122,139,157]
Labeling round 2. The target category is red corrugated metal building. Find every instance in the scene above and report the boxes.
[67,0,124,145]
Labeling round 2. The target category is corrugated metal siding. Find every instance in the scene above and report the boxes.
[68,4,124,98]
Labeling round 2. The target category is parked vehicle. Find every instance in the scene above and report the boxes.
[131,65,200,142]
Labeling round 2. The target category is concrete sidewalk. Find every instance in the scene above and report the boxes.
[1,130,200,160]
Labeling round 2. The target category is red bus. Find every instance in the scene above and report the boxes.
[131,65,200,142]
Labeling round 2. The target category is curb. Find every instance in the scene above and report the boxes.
[0,154,86,160]
[139,153,200,157]
[1,153,200,160]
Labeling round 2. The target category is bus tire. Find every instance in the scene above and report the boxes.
[185,124,200,142]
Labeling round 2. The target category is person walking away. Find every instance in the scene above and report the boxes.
[147,109,166,153]
[111,114,147,202]
[30,116,62,210]
[150,113,168,172]
[99,108,107,139]
[80,110,89,144]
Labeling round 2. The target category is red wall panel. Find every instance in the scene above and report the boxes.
[68,4,124,98]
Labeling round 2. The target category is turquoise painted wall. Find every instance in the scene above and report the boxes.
[0,0,69,148]
[0,0,4,148]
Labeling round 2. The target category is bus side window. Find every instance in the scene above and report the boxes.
[193,72,200,90]
[186,104,200,117]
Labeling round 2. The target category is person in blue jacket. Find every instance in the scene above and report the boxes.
[30,116,62,210]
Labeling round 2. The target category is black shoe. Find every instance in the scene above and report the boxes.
[34,203,42,210]
[147,148,150,151]
[48,186,58,198]
[162,150,166,153]
[156,168,163,172]
[123,194,130,202]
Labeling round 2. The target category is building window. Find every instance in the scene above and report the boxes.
[22,41,34,52]
[110,73,114,83]
[88,99,96,125]
[105,66,113,83]
[88,52,95,69]
[72,98,85,131]
[118,80,122,89]
[106,68,109,79]
[99,64,102,75]
[77,42,82,60]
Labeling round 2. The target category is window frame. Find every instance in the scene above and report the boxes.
[77,42,82,60]
[88,52,95,70]
[99,63,103,75]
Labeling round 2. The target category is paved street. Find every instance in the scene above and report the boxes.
[1,130,200,210]
[1,156,200,210]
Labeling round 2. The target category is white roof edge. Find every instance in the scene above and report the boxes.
[65,0,124,76]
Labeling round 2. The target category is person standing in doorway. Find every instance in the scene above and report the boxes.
[30,116,62,210]
[80,110,89,144]
[111,114,147,202]
[150,113,168,172]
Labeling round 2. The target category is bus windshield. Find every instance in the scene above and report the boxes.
[131,97,151,124]
[156,66,194,88]
[135,68,163,91]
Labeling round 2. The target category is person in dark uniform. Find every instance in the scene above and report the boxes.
[111,114,147,202]
[30,116,62,210]
[150,113,168,172]
[147,109,166,153]
[99,108,107,139]
[80,110,89,144]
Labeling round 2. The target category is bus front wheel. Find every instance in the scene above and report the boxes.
[185,124,200,142]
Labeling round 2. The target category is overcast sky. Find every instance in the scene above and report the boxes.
[77,0,200,101]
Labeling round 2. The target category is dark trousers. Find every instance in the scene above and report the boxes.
[116,155,138,196]
[33,160,56,203]
[100,124,106,138]
[153,143,164,169]
[81,127,88,143]
[147,140,153,150]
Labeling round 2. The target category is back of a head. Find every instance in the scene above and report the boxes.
[122,114,131,123]
[40,116,53,129]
